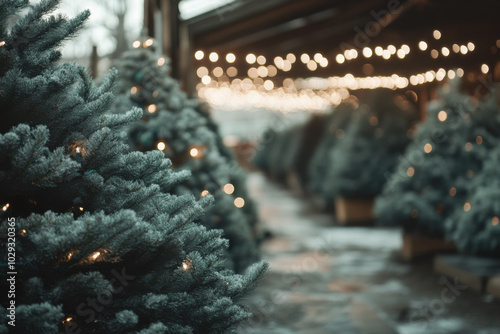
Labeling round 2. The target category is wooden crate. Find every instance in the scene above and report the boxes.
[402,233,456,261]
[487,276,500,299]
[334,197,374,225]
[434,255,500,293]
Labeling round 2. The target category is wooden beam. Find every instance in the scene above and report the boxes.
[192,0,336,47]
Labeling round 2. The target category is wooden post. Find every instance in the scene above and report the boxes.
[143,0,181,79]
[89,45,99,79]
[179,23,196,95]
[144,0,156,38]
[160,0,180,79]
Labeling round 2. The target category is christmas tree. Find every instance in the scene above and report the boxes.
[324,91,417,201]
[111,45,259,272]
[445,92,500,255]
[307,101,356,204]
[0,1,267,333]
[252,128,276,174]
[290,113,330,188]
[266,125,301,183]
[375,81,499,236]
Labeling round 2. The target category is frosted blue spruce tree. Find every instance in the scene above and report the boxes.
[0,1,267,333]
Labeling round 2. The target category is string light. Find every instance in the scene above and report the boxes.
[148,104,157,113]
[213,67,223,77]
[0,41,5,47]
[182,257,193,271]
[335,54,345,64]
[227,67,238,77]
[246,53,256,64]
[452,44,460,53]
[234,197,245,208]
[362,47,373,58]
[418,41,428,51]
[438,110,447,122]
[460,45,468,54]
[75,147,83,163]
[449,187,457,197]
[194,50,204,60]
[247,67,258,78]
[157,57,165,66]
[132,40,140,48]
[257,66,268,77]
[223,183,235,195]
[441,47,450,56]
[209,52,219,62]
[307,60,318,71]
[467,42,475,51]
[433,30,441,40]
[226,53,236,63]
[144,38,154,47]
[20,229,27,236]
[387,45,396,54]
[257,55,266,65]
[2,203,10,211]
[196,66,208,78]
[79,207,84,212]
[424,143,433,153]
[492,217,499,226]
[407,167,415,177]
[190,148,199,157]
[314,53,323,63]
[130,86,138,94]
[286,53,296,63]
[201,76,211,85]
[430,49,438,59]
[91,251,100,260]
[157,142,166,151]
[274,56,284,69]
[463,201,471,212]
[476,136,483,145]
[267,65,278,76]
[465,142,473,151]
[264,80,274,90]
[300,54,310,63]
[319,58,328,67]
[481,64,489,74]
[201,190,209,197]
[282,60,292,71]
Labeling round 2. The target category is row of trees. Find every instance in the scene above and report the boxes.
[255,81,500,257]
[0,1,266,333]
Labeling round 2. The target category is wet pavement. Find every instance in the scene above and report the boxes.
[237,173,500,334]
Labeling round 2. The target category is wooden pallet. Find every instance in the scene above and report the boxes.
[487,276,500,298]
[402,233,456,261]
[334,197,374,225]
[434,255,500,293]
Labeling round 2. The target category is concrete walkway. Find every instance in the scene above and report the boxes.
[238,173,500,334]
